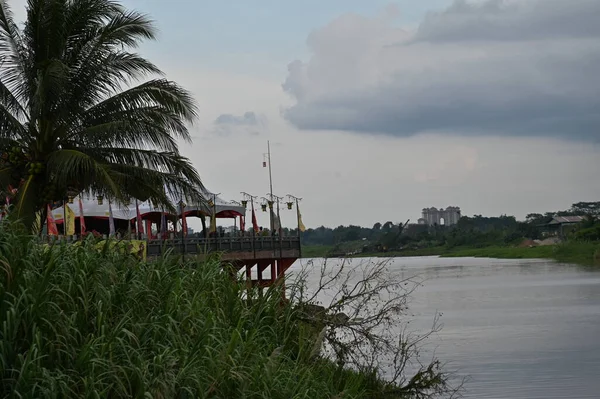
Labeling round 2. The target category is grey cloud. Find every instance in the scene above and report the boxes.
[282,0,600,141]
[414,0,600,43]
[212,111,265,136]
[215,111,260,126]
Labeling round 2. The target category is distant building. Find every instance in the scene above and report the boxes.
[545,215,586,237]
[420,206,461,226]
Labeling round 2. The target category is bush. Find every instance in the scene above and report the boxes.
[0,221,454,398]
[574,225,600,241]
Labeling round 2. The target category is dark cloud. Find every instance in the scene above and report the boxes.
[212,111,265,136]
[282,0,600,141]
[215,111,260,126]
[413,0,600,43]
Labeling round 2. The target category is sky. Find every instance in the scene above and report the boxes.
[8,0,600,230]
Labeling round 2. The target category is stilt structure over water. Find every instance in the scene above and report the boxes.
[146,236,301,289]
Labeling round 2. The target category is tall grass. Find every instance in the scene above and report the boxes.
[553,241,600,266]
[0,222,393,398]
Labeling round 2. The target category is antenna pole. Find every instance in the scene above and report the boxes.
[267,140,274,201]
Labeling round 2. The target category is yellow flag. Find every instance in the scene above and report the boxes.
[33,210,42,235]
[297,206,306,232]
[209,211,217,233]
[65,204,76,235]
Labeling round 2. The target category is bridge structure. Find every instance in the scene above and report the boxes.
[147,235,301,289]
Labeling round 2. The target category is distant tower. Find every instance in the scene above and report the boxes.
[421,207,439,225]
[421,206,461,226]
[445,206,461,225]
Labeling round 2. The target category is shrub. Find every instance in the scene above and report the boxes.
[0,221,454,397]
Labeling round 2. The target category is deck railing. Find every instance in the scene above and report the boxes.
[39,235,301,260]
[146,236,301,257]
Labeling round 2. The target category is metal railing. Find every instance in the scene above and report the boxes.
[146,236,301,257]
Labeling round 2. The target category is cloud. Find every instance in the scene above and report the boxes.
[282,0,600,141]
[215,111,260,126]
[211,111,266,136]
[413,0,600,43]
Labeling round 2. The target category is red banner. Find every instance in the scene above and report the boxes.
[47,204,58,235]
[252,208,259,233]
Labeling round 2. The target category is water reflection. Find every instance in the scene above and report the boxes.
[289,257,600,399]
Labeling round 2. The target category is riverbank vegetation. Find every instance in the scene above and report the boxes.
[301,202,600,266]
[0,222,456,398]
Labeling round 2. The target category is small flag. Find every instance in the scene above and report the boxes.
[145,219,152,239]
[34,211,42,235]
[270,208,281,232]
[47,204,58,235]
[108,201,115,237]
[251,207,259,233]
[65,203,76,236]
[136,200,143,238]
[297,205,306,232]
[78,198,86,235]
[5,184,16,206]
[240,215,245,231]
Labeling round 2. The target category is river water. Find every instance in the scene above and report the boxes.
[290,256,600,398]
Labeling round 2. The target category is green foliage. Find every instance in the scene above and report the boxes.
[0,221,450,398]
[575,225,600,241]
[442,245,557,259]
[301,244,334,258]
[553,241,600,266]
[438,242,600,266]
[570,202,600,217]
[301,201,600,263]
[0,0,203,229]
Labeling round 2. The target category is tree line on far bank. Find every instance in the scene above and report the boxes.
[299,201,600,253]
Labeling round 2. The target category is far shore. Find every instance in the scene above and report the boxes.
[302,241,600,267]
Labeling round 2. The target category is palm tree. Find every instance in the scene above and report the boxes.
[0,0,203,230]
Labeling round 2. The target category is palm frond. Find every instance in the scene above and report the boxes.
[0,78,26,120]
[0,0,29,108]
[0,0,202,231]
[13,174,38,228]
[46,148,121,194]
[61,52,162,125]
[0,103,27,139]
[76,147,203,184]
[0,166,15,190]
[84,79,197,131]
[72,108,183,151]
[103,164,203,209]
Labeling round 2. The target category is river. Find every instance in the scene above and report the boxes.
[290,256,600,398]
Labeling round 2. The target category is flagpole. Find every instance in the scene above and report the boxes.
[264,141,274,233]
[241,192,257,259]
[287,194,302,237]
[274,195,283,261]
[179,199,186,261]
[287,194,303,258]
[64,197,68,239]
[267,140,273,201]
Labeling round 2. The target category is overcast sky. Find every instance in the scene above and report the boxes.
[10,0,600,229]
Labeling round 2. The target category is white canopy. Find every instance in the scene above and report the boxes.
[52,188,245,222]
